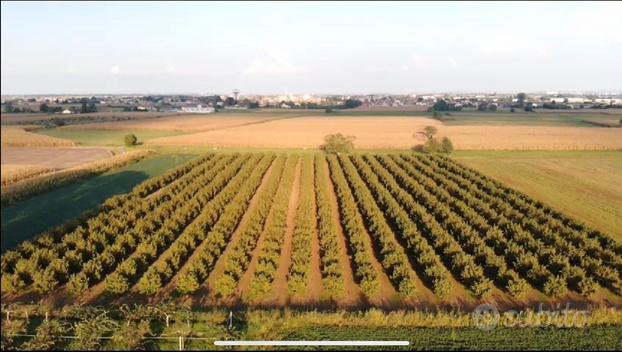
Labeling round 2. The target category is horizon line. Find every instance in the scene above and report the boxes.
[2,90,622,97]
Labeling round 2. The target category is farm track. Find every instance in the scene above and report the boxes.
[305,171,324,304]
[2,152,621,309]
[268,159,301,306]
[204,159,278,294]
[154,155,273,300]
[235,157,296,303]
[323,159,364,307]
[328,155,398,305]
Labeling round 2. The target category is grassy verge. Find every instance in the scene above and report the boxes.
[34,128,187,146]
[2,307,621,351]
[1,150,155,204]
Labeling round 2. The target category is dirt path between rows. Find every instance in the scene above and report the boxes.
[305,167,324,303]
[235,161,294,301]
[202,161,278,296]
[290,159,324,306]
[331,165,398,306]
[322,161,363,307]
[234,216,273,302]
[150,159,276,303]
[266,159,301,306]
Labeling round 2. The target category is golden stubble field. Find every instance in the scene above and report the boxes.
[144,116,622,150]
[59,113,302,132]
[1,126,122,190]
[1,164,55,187]
[1,147,112,169]
[1,126,76,148]
[1,147,114,188]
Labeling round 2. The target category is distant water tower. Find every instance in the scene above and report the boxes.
[233,89,240,102]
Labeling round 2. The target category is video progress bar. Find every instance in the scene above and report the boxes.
[214,340,410,346]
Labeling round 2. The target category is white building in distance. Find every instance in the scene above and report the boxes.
[180,105,215,114]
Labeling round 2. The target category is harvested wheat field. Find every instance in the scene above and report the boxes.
[1,149,155,204]
[147,116,622,150]
[1,147,112,170]
[148,116,444,149]
[60,113,295,132]
[1,164,56,187]
[446,126,622,150]
[1,126,75,148]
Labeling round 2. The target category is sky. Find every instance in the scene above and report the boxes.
[1,1,621,95]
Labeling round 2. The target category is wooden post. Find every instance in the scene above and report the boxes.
[178,335,183,351]
[25,310,29,323]
[6,310,10,323]
[45,312,49,322]
[165,314,170,328]
[229,311,233,330]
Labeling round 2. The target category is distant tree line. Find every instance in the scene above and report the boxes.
[430,99,462,112]
[3,103,36,113]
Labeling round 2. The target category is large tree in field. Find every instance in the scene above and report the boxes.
[124,134,138,147]
[320,133,356,154]
[422,126,438,141]
[415,125,454,154]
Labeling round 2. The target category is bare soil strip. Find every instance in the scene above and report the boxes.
[323,161,364,307]
[203,161,278,293]
[75,156,249,306]
[355,225,399,307]
[1,147,110,169]
[333,163,399,306]
[306,184,325,303]
[291,160,324,306]
[235,158,297,301]
[152,159,276,301]
[235,213,273,302]
[267,159,302,306]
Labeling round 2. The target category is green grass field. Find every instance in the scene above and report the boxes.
[326,109,622,127]
[439,111,622,127]
[131,326,622,350]
[454,151,622,241]
[34,128,187,146]
[272,326,622,351]
[1,154,197,251]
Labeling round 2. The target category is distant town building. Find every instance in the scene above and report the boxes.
[181,105,215,113]
[223,105,248,110]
